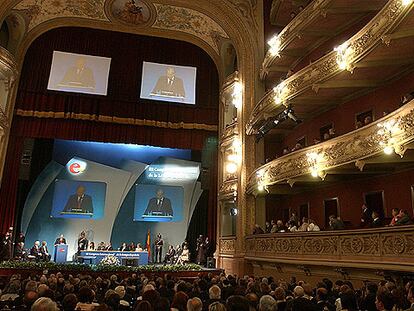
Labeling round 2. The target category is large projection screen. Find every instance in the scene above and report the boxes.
[47,51,111,96]
[140,62,197,105]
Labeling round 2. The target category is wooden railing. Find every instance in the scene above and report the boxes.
[245,225,414,272]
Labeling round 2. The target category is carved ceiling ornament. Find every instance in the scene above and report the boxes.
[152,3,229,55]
[248,0,413,134]
[13,0,109,31]
[247,100,414,193]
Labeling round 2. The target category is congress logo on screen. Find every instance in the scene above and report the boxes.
[66,158,87,176]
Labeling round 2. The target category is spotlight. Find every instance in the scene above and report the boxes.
[226,162,238,174]
[311,168,319,177]
[230,207,238,216]
[384,146,394,155]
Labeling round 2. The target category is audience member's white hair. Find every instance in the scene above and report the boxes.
[259,295,276,311]
[262,277,269,285]
[114,285,126,298]
[209,285,221,300]
[187,297,203,311]
[31,297,58,311]
[293,286,304,298]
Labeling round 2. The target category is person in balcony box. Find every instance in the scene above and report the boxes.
[328,215,345,230]
[370,211,383,228]
[298,217,309,232]
[307,219,320,232]
[253,224,264,235]
[395,210,413,226]
[389,208,400,226]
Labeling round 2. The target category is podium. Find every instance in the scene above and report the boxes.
[54,244,68,263]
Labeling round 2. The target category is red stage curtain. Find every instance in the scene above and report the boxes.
[0,135,23,234]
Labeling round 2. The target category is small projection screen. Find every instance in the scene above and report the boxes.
[47,51,111,96]
[140,61,197,105]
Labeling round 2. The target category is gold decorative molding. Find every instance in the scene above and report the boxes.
[245,225,414,272]
[220,122,239,147]
[247,99,414,193]
[262,0,332,79]
[0,46,18,79]
[219,178,237,200]
[152,3,229,55]
[15,109,218,131]
[219,237,236,254]
[248,0,413,135]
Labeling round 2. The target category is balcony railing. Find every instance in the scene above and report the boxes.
[247,99,414,193]
[245,225,414,272]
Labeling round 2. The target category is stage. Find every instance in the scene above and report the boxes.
[0,261,223,280]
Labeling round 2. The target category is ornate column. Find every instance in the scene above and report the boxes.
[0,46,18,184]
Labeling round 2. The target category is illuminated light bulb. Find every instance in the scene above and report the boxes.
[226,162,238,174]
[384,146,394,155]
[402,0,413,6]
[227,153,241,163]
[232,82,243,109]
[268,35,281,56]
[257,184,264,191]
[311,168,319,178]
[334,42,353,71]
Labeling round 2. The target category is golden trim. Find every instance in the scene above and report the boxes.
[15,109,218,131]
[247,99,414,193]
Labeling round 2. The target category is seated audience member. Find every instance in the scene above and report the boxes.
[253,224,264,235]
[31,297,59,311]
[323,132,330,141]
[360,282,377,311]
[360,204,371,228]
[105,242,113,251]
[406,286,414,310]
[119,242,128,251]
[177,245,190,264]
[355,120,363,129]
[313,138,321,145]
[395,209,413,225]
[375,291,395,311]
[283,148,290,155]
[62,293,78,311]
[30,241,42,261]
[76,286,99,311]
[164,245,176,264]
[328,128,336,138]
[328,215,345,230]
[298,217,309,231]
[187,297,203,311]
[291,143,302,152]
[370,211,383,228]
[129,242,135,251]
[205,285,222,310]
[288,212,298,226]
[265,221,272,233]
[287,220,298,232]
[135,243,143,251]
[97,242,106,250]
[226,295,250,311]
[364,116,372,125]
[208,302,226,311]
[273,287,287,311]
[389,208,400,226]
[316,288,335,311]
[40,241,51,262]
[14,241,26,260]
[88,241,95,250]
[307,219,320,232]
[259,295,276,311]
[275,220,287,233]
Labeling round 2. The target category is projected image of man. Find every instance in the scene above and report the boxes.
[63,185,93,214]
[144,189,173,217]
[151,67,185,98]
[58,57,96,89]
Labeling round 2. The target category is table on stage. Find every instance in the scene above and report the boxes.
[79,250,149,266]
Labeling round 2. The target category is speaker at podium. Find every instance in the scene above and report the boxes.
[54,244,68,263]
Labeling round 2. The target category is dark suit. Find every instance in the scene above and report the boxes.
[30,246,42,261]
[40,245,51,262]
[144,197,173,216]
[151,76,185,98]
[64,194,93,214]
[54,237,67,245]
[371,218,383,228]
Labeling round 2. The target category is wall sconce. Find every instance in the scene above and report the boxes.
[268,34,281,57]
[334,42,354,72]
[256,169,268,192]
[232,82,243,109]
[225,161,238,174]
[273,82,288,106]
[377,119,404,157]
[307,151,326,179]
[225,138,242,175]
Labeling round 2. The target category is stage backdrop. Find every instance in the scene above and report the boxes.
[22,140,202,259]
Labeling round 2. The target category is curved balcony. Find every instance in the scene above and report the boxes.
[247,99,414,194]
[263,0,387,81]
[248,0,414,135]
[245,225,414,272]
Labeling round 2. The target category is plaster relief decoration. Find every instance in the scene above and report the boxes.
[13,0,108,31]
[110,0,153,26]
[152,4,229,55]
